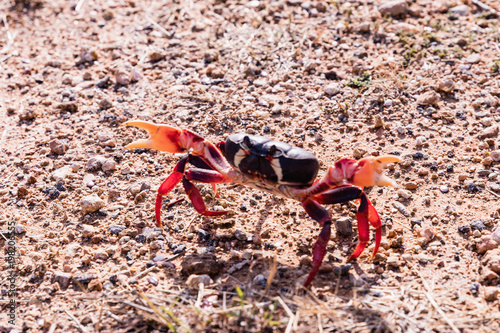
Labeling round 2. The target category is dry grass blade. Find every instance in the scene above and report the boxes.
[471,0,499,13]
[277,296,295,333]
[136,292,176,331]
[145,15,174,38]
[486,189,500,198]
[258,256,277,302]
[47,323,57,333]
[64,308,87,332]
[129,265,158,284]
[74,0,86,12]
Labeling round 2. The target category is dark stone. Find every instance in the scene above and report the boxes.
[469,219,486,231]
[469,282,480,294]
[96,76,111,88]
[333,264,352,276]
[335,217,353,236]
[412,152,424,160]
[135,234,146,243]
[57,102,78,113]
[109,225,126,235]
[410,219,422,228]
[466,183,481,193]
[56,183,66,191]
[458,225,471,233]
[74,274,94,284]
[43,186,60,200]
[198,229,210,242]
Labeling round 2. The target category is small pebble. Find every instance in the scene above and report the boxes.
[115,69,130,86]
[324,84,340,96]
[374,114,384,128]
[109,225,125,235]
[469,282,480,294]
[299,255,312,266]
[458,225,471,233]
[417,91,439,106]
[335,217,353,236]
[392,201,410,217]
[153,254,167,262]
[147,276,159,286]
[52,271,73,289]
[43,186,60,200]
[49,139,66,155]
[80,194,105,214]
[439,185,449,193]
[198,229,210,242]
[476,235,499,254]
[404,182,418,190]
[234,229,248,241]
[397,189,412,199]
[378,0,409,17]
[491,151,500,162]
[470,219,486,231]
[172,243,186,254]
[82,225,95,238]
[484,287,499,301]
[253,274,267,287]
[466,54,481,64]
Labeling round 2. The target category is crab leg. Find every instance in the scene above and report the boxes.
[314,185,381,260]
[155,156,189,226]
[302,198,332,288]
[155,157,231,227]
[181,177,228,217]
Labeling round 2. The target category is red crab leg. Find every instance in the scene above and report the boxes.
[155,156,189,226]
[182,177,228,217]
[302,198,332,288]
[156,159,231,227]
[314,185,382,261]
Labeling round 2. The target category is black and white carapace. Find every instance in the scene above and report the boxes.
[223,134,319,186]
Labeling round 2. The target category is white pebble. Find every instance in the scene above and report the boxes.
[325,84,340,96]
[416,136,426,145]
[491,151,500,162]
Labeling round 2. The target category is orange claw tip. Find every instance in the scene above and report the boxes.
[122,120,184,153]
[373,155,400,187]
[374,155,401,167]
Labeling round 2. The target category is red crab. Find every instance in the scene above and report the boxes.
[123,121,400,287]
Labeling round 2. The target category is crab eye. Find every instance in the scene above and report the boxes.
[267,145,282,158]
[241,136,253,151]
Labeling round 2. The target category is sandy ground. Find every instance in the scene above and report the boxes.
[1,0,500,332]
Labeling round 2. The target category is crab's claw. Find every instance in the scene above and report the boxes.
[122,120,204,153]
[351,155,400,188]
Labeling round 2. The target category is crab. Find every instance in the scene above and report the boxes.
[123,120,400,287]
